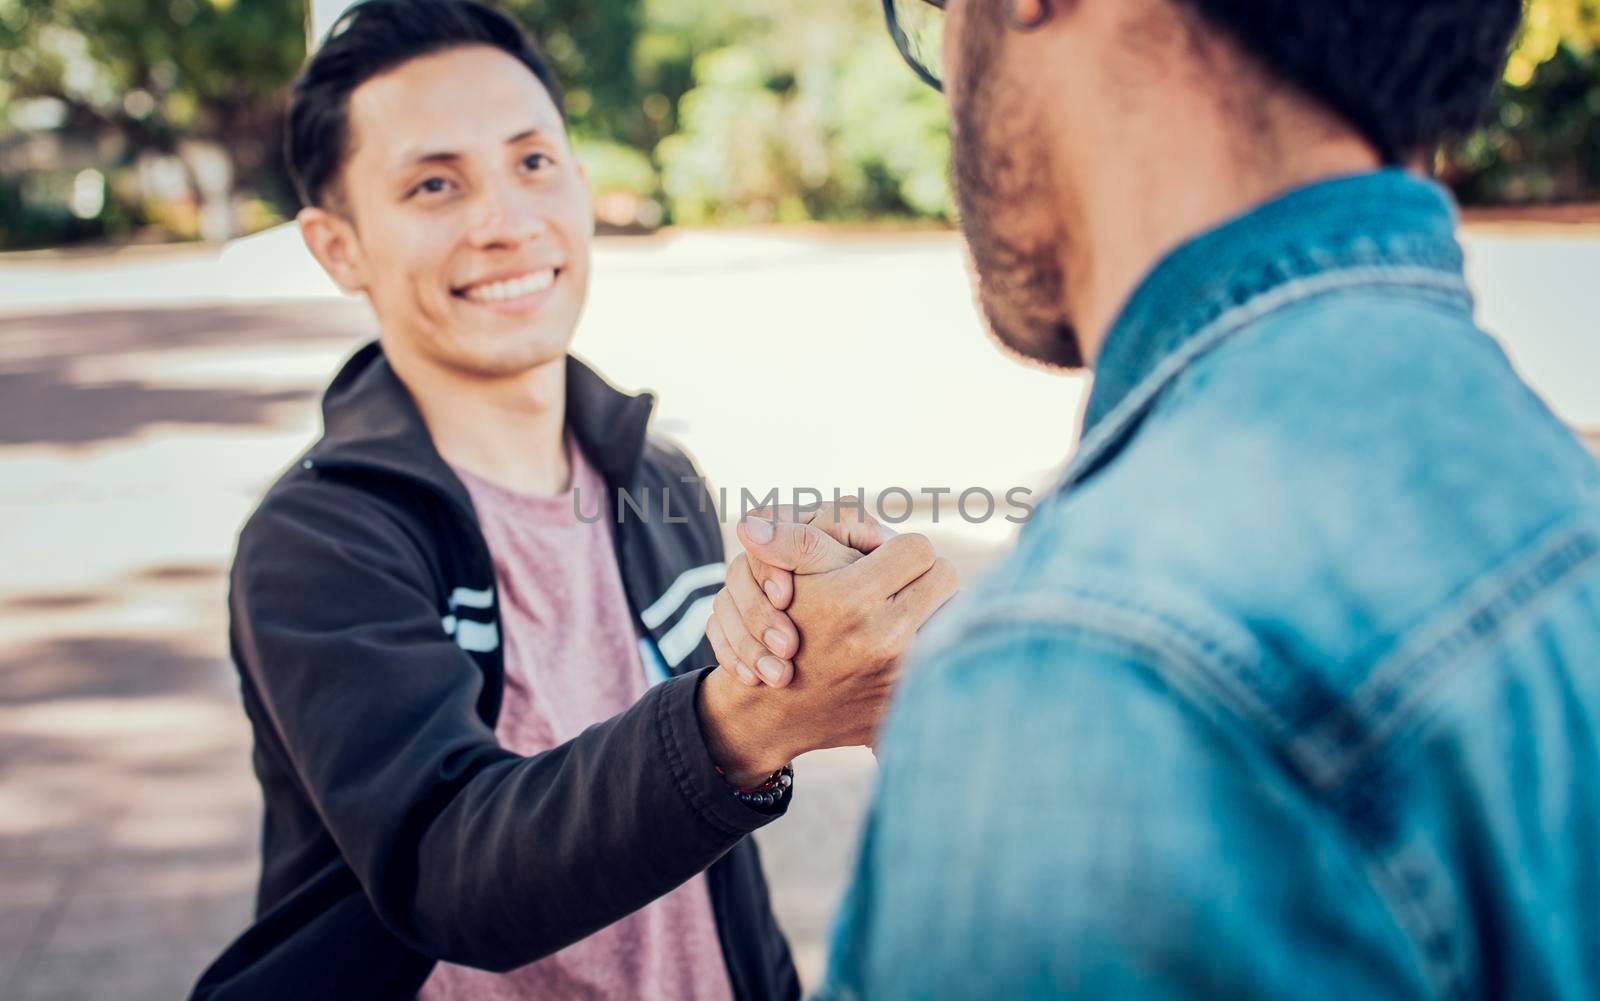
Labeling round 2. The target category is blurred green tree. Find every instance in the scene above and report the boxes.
[0,0,306,242]
[501,0,643,144]
[1446,0,1600,204]
[1508,0,1600,84]
[4,0,1600,249]
[654,0,951,224]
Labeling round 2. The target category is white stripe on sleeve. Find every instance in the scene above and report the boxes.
[656,595,716,667]
[641,562,725,629]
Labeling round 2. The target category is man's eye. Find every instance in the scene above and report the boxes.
[411,177,449,197]
[522,152,552,172]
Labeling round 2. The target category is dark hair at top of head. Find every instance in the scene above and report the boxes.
[286,0,566,209]
[1171,0,1523,162]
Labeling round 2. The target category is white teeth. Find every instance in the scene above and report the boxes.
[461,269,556,302]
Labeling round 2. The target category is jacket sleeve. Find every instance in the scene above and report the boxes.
[231,481,778,971]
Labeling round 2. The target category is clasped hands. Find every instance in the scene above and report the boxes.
[697,501,959,785]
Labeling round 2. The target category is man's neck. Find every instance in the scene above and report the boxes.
[1059,96,1382,364]
[387,343,572,496]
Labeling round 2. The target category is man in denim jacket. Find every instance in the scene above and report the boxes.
[715,0,1600,996]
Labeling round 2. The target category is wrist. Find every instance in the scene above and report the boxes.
[721,763,794,813]
[696,668,794,788]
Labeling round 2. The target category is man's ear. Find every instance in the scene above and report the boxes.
[297,206,368,294]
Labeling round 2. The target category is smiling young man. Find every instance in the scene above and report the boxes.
[189,2,957,999]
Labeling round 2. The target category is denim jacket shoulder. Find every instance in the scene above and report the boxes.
[907,172,1600,996]
[972,263,1600,738]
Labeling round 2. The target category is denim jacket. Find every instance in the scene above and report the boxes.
[820,172,1600,1000]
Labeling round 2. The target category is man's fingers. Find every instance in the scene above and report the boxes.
[713,588,794,687]
[741,500,876,604]
[705,614,758,687]
[748,499,888,555]
[745,554,794,611]
[890,556,962,627]
[808,497,891,555]
[738,516,862,575]
[727,554,799,662]
[843,532,938,597]
[745,504,822,527]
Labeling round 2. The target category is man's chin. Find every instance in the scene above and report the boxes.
[982,298,1086,372]
[442,324,574,380]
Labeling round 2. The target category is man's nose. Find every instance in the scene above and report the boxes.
[467,180,548,248]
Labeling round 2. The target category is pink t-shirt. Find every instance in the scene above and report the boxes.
[418,439,735,1001]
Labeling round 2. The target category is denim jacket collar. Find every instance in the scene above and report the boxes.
[1061,169,1473,494]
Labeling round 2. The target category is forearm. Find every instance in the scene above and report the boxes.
[253,617,774,968]
[401,671,779,968]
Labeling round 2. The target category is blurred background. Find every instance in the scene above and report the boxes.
[1,1,1598,999]
[2,0,1599,247]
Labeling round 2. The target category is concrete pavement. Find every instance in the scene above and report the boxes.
[1,226,1596,999]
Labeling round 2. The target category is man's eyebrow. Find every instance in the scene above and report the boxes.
[393,127,547,168]
[397,148,461,168]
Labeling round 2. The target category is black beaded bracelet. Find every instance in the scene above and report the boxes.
[731,765,794,812]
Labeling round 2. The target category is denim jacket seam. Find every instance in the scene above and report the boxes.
[953,588,1284,753]
[951,588,1459,996]
[1297,520,1600,1000]
[1294,517,1600,793]
[1060,266,1472,497]
[1360,842,1475,999]
[1286,521,1600,991]
[947,585,1465,991]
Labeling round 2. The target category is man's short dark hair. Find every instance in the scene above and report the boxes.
[1174,0,1523,162]
[286,0,566,209]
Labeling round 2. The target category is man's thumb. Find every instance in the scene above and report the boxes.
[738,516,861,574]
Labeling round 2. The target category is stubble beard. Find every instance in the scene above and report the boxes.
[949,13,1085,371]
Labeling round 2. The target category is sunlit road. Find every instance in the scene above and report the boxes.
[1,226,1595,999]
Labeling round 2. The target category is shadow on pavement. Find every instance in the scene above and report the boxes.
[0,368,318,447]
[0,301,370,448]
[0,625,257,1001]
[0,633,231,708]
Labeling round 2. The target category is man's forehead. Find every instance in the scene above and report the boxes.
[346,46,563,169]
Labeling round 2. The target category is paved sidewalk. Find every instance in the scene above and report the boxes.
[1,229,1595,1000]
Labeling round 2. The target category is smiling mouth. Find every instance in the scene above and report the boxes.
[453,268,560,303]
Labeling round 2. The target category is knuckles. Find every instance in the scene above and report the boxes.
[872,618,914,663]
[796,524,831,565]
[885,532,936,572]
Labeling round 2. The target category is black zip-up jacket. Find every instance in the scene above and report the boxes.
[192,343,799,1000]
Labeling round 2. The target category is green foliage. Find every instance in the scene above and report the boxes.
[1,0,304,167]
[1448,44,1600,204]
[1506,0,1600,86]
[573,136,658,196]
[1446,0,1600,204]
[4,0,1600,248]
[654,0,951,224]
[0,0,305,246]
[501,0,646,143]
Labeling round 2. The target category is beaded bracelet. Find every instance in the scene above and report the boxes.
[715,763,795,810]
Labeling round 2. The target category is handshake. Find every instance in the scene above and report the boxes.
[696,502,961,788]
